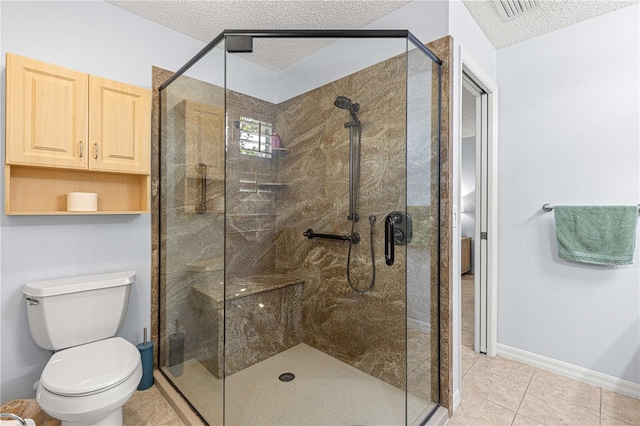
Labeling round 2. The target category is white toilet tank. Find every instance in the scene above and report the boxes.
[23,271,135,351]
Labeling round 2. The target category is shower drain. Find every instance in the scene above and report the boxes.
[278,372,295,382]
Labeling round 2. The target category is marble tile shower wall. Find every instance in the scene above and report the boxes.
[160,52,437,391]
[274,56,410,388]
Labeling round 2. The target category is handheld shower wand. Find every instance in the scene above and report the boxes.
[335,96,375,293]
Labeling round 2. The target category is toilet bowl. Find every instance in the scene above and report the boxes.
[36,338,142,426]
[23,271,141,426]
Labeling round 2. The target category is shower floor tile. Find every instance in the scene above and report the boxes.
[164,343,436,426]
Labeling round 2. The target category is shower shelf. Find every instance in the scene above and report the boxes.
[238,180,288,188]
[271,148,289,153]
[227,228,274,234]
[226,213,277,217]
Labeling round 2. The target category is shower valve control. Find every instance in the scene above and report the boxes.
[387,211,412,245]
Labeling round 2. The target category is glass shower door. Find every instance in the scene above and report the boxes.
[158,44,226,425]
[158,30,441,426]
[222,35,440,425]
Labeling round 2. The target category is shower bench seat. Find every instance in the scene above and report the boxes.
[188,272,304,378]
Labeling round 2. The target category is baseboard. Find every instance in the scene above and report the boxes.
[497,344,640,399]
[452,389,461,411]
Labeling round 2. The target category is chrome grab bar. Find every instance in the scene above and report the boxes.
[1,413,28,426]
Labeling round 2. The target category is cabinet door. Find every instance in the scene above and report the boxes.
[89,76,150,174]
[183,100,225,180]
[6,54,88,169]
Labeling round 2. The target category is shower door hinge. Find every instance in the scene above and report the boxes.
[226,35,253,53]
[481,232,488,240]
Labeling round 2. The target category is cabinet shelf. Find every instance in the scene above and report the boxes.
[5,165,150,215]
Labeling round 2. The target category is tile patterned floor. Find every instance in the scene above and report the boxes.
[0,385,184,426]
[123,384,185,426]
[449,350,640,425]
[451,275,640,426]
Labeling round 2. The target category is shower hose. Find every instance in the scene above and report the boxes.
[347,214,376,294]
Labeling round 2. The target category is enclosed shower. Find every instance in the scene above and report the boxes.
[158,30,442,425]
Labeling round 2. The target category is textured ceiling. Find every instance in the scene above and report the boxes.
[106,0,410,71]
[462,0,638,49]
[108,0,639,71]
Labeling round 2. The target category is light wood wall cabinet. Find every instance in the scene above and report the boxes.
[5,53,151,215]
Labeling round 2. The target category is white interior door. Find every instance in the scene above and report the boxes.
[462,74,489,354]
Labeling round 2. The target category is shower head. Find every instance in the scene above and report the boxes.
[334,96,360,112]
[334,96,360,125]
[334,96,351,109]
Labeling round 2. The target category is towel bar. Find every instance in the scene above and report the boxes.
[542,203,640,213]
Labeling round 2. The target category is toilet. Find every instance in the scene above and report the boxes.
[23,271,142,426]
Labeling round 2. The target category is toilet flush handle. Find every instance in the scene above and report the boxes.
[25,297,39,305]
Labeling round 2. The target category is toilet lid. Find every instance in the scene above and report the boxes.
[41,337,141,396]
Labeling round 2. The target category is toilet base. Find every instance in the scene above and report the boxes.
[61,407,122,426]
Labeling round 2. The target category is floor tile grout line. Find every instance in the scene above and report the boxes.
[462,387,518,418]
[513,366,537,423]
[599,385,603,426]
[473,356,534,388]
[526,372,605,416]
[462,361,525,415]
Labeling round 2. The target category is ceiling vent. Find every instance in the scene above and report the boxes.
[494,0,540,20]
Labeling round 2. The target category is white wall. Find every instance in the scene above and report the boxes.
[0,0,209,403]
[497,5,640,384]
[276,0,449,102]
[448,0,497,406]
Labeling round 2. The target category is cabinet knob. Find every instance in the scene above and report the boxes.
[79,141,83,158]
[94,143,99,160]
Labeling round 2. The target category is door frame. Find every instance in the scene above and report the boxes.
[459,47,498,357]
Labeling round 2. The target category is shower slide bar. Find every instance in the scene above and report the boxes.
[542,203,640,212]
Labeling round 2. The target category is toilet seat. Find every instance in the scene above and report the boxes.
[41,337,140,397]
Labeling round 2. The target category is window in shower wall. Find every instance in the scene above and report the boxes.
[238,116,273,158]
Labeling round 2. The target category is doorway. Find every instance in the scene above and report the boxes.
[460,50,498,357]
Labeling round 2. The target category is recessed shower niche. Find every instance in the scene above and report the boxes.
[158,30,442,425]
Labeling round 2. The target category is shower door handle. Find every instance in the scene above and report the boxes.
[385,214,395,266]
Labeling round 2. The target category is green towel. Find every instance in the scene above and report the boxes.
[554,206,638,265]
